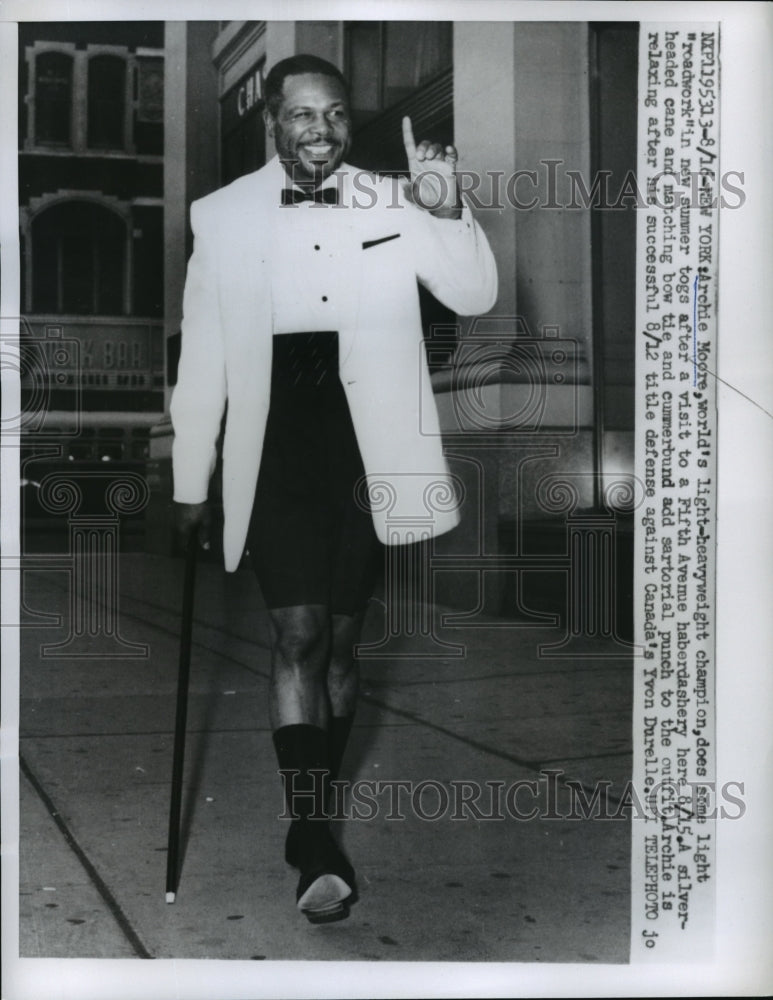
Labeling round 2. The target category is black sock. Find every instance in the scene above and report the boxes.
[326,714,354,819]
[328,714,354,780]
[273,724,331,859]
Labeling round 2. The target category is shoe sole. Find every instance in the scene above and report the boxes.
[297,874,352,923]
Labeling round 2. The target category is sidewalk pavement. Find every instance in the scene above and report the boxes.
[17,551,632,964]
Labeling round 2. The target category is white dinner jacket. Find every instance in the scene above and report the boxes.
[171,156,498,571]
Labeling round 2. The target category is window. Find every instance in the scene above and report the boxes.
[35,50,73,145]
[25,43,163,154]
[346,22,452,127]
[344,21,453,173]
[32,202,126,315]
[383,22,452,105]
[347,23,380,123]
[344,21,455,359]
[87,54,126,149]
[590,24,639,436]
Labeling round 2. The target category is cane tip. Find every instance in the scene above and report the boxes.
[165,891,176,904]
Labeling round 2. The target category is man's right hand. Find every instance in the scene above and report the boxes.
[173,500,211,553]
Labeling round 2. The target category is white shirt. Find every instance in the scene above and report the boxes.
[270,169,359,335]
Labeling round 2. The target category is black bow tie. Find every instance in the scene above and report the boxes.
[281,187,339,206]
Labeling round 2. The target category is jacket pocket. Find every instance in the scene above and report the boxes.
[362,233,401,250]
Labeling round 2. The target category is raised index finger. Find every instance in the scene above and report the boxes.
[402,115,417,162]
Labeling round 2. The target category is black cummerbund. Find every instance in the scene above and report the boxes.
[271,330,339,389]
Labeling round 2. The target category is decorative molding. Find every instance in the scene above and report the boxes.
[26,190,131,221]
[212,20,267,97]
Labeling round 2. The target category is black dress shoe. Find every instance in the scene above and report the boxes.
[295,829,356,924]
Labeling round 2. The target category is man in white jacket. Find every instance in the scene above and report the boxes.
[172,54,497,923]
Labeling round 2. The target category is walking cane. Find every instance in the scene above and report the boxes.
[165,526,199,903]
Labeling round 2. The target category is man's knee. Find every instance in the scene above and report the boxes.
[270,604,330,666]
[329,612,363,665]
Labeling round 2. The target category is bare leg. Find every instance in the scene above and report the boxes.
[327,610,365,717]
[268,604,355,921]
[268,604,330,730]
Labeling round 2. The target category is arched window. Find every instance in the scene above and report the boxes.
[87,54,126,149]
[35,50,73,146]
[32,201,126,315]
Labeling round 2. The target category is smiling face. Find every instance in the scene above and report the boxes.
[266,72,352,185]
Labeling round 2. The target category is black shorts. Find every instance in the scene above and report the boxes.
[247,332,381,614]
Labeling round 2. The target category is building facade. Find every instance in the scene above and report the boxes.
[18,21,166,542]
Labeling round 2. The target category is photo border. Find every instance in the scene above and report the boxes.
[2,2,771,997]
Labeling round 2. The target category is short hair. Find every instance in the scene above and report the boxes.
[264,54,349,117]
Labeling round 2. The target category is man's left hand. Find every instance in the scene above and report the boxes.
[402,116,461,219]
